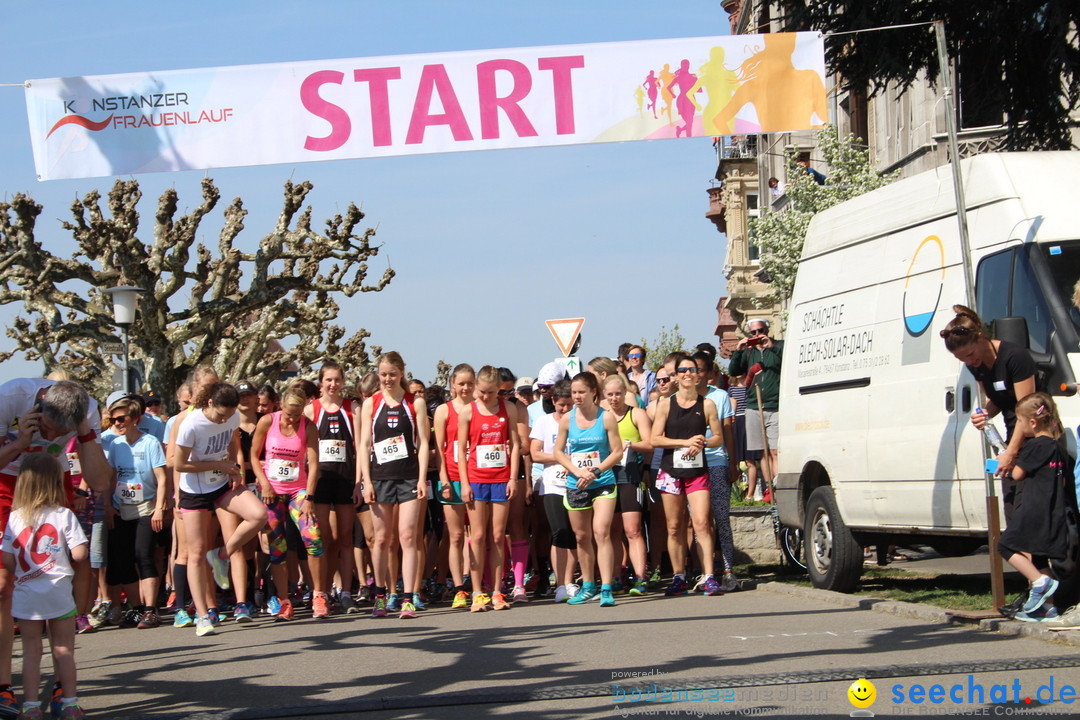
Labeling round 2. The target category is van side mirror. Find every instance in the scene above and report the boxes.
[993,317,1029,349]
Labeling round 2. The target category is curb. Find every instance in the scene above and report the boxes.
[757,581,1080,647]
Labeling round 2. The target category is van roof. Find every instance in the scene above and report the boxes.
[802,151,1080,258]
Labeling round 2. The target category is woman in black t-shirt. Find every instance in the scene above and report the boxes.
[941,304,1036,520]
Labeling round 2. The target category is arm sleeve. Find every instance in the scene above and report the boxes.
[148,439,167,469]
[729,350,749,376]
[62,509,88,549]
[760,342,784,370]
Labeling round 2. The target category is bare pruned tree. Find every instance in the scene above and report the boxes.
[0,177,392,410]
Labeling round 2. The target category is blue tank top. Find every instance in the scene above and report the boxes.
[567,408,615,487]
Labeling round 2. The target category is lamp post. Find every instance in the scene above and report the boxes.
[104,286,143,394]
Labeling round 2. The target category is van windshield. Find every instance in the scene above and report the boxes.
[1038,240,1080,333]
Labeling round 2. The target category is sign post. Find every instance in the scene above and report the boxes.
[546,318,584,377]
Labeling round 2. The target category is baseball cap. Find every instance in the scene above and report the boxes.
[537,361,568,386]
[516,376,535,391]
[235,381,258,395]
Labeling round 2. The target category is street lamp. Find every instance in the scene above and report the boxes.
[103,286,143,394]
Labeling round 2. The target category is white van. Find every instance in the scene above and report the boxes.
[776,151,1080,591]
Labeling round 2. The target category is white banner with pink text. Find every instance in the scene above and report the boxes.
[25,33,826,181]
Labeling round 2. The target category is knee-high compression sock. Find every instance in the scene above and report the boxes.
[511,540,529,588]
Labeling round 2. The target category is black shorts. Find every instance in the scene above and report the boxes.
[564,484,617,511]
[178,483,233,512]
[373,477,418,505]
[352,516,368,549]
[312,470,355,506]
[543,494,577,550]
[617,482,644,514]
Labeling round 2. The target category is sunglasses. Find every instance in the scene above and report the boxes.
[938,326,976,339]
[110,414,130,423]
[537,384,553,391]
[676,367,700,374]
[749,328,767,336]
[498,389,514,396]
[656,377,671,384]
[628,353,643,359]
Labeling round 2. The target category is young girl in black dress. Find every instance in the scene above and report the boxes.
[1000,392,1078,622]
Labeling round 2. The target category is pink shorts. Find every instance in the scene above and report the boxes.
[655,470,709,496]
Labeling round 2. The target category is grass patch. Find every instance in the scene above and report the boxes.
[735,563,1027,611]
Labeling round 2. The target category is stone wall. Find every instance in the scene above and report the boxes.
[730,506,781,565]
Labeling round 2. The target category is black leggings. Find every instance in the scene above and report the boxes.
[106,515,160,586]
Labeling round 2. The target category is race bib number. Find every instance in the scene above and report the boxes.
[673,449,703,469]
[476,443,506,469]
[544,465,569,488]
[66,452,82,475]
[452,440,460,463]
[571,451,600,472]
[319,439,346,463]
[269,458,300,483]
[117,478,145,504]
[374,434,408,465]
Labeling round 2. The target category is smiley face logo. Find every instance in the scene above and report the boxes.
[848,678,876,709]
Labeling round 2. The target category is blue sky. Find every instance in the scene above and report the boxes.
[0,1,730,386]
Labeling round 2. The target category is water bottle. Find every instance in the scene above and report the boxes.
[976,408,1005,453]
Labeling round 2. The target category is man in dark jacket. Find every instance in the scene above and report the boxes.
[729,319,783,489]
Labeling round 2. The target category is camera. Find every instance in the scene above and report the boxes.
[746,336,764,347]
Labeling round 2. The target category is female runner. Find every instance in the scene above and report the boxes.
[553,373,623,607]
[251,387,326,621]
[355,352,429,619]
[603,375,652,595]
[457,365,521,612]
[306,360,359,614]
[432,363,475,609]
[651,353,725,597]
[173,383,267,636]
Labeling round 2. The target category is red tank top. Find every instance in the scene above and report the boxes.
[466,399,511,483]
[442,401,462,482]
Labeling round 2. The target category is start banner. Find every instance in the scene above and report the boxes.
[25,33,826,181]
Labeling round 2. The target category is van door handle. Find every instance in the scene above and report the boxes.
[945,388,955,413]
[961,386,972,414]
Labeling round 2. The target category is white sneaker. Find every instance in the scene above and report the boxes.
[554,585,568,603]
[565,583,580,599]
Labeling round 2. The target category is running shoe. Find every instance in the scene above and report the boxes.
[312,593,330,619]
[57,704,85,720]
[105,603,126,627]
[372,595,388,618]
[1045,604,1080,629]
[49,679,62,718]
[340,591,358,614]
[628,580,647,596]
[1015,605,1060,623]
[702,576,724,596]
[451,590,470,609]
[611,577,624,594]
[16,705,42,720]
[137,609,161,629]
[195,615,216,637]
[0,685,16,720]
[720,573,740,593]
[206,548,231,590]
[165,591,178,611]
[233,602,253,624]
[510,585,529,603]
[266,596,282,616]
[399,601,417,619]
[386,593,401,612]
[567,583,597,605]
[999,592,1027,619]
[647,568,662,588]
[275,599,294,622]
[119,607,143,628]
[599,588,615,607]
[75,614,95,635]
[411,592,427,611]
[491,592,511,610]
[470,593,492,612]
[553,585,569,603]
[207,608,222,627]
[664,576,688,597]
[428,584,446,604]
[565,582,581,600]
[172,609,194,628]
[358,584,371,604]
[1023,577,1059,613]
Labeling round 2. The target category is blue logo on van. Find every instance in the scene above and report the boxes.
[902,235,946,337]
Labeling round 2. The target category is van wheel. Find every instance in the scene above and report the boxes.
[805,486,862,592]
[780,526,807,571]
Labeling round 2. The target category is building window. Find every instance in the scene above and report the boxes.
[747,193,761,263]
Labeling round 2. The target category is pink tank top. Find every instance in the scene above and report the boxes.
[262,411,308,494]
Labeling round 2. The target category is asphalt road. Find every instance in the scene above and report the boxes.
[35,569,1080,720]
